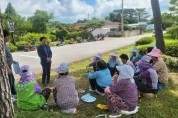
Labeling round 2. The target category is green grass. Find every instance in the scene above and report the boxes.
[14,45,178,118]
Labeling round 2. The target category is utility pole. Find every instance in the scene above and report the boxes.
[121,0,124,36]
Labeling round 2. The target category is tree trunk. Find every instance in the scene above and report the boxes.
[0,17,14,118]
[151,0,165,53]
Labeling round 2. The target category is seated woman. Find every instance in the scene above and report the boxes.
[134,55,158,95]
[120,54,135,71]
[105,65,138,117]
[16,65,51,110]
[54,63,79,114]
[130,47,142,65]
[147,48,168,89]
[88,60,112,96]
[87,53,102,71]
[107,51,121,76]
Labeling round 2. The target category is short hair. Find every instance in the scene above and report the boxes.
[40,37,46,41]
[3,30,10,37]
[97,60,107,70]
[120,54,129,60]
[147,47,154,53]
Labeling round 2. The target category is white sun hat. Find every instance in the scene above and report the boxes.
[109,51,118,57]
[55,63,69,73]
[94,53,102,60]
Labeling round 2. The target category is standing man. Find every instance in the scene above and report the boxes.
[37,37,52,86]
[3,30,17,101]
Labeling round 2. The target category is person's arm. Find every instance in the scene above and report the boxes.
[48,46,52,59]
[88,71,98,79]
[34,82,42,93]
[88,61,95,67]
[110,81,125,93]
[37,46,47,60]
[154,61,163,72]
[140,70,150,78]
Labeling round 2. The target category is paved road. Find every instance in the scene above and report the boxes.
[12,33,151,75]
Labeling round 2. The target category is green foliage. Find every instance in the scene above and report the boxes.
[80,20,104,32]
[137,44,150,56]
[19,33,51,45]
[8,43,17,52]
[161,13,175,29]
[66,31,81,39]
[2,3,32,36]
[5,2,17,17]
[135,37,154,46]
[106,8,148,23]
[163,55,178,68]
[16,41,28,50]
[28,10,53,33]
[167,26,178,39]
[165,41,178,57]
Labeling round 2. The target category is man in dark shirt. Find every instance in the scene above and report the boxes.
[37,37,52,86]
[3,30,17,100]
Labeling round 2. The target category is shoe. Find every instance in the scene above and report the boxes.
[109,114,122,118]
[42,103,49,110]
[11,96,17,102]
[89,88,95,92]
[62,108,76,114]
[120,106,139,115]
[95,89,105,96]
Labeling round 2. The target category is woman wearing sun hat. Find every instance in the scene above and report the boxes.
[107,51,121,76]
[130,47,142,65]
[53,63,79,114]
[147,48,168,87]
[104,65,138,118]
[16,65,51,110]
[135,55,158,95]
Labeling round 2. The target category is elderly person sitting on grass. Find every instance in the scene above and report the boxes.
[53,63,79,114]
[107,51,121,76]
[147,48,168,90]
[134,55,158,98]
[16,65,51,111]
[105,65,138,118]
[88,60,112,96]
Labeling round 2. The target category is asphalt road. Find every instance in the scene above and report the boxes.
[12,33,152,76]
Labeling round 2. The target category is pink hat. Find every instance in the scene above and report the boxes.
[147,48,162,60]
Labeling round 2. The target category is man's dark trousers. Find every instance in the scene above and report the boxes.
[41,61,51,84]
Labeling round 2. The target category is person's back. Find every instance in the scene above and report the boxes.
[141,68,158,90]
[54,75,79,106]
[110,79,138,111]
[16,80,46,110]
[154,60,168,85]
[94,68,112,87]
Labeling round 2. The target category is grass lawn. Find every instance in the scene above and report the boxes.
[14,45,178,118]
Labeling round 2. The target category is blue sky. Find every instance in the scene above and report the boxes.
[0,0,170,23]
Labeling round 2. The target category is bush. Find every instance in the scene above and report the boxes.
[19,33,52,45]
[8,43,17,52]
[137,44,150,56]
[16,41,28,50]
[165,41,178,57]
[135,37,154,46]
[163,55,178,69]
[167,26,178,39]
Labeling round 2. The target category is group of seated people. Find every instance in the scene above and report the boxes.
[15,46,168,118]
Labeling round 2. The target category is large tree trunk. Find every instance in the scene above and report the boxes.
[0,17,14,117]
[151,0,165,53]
